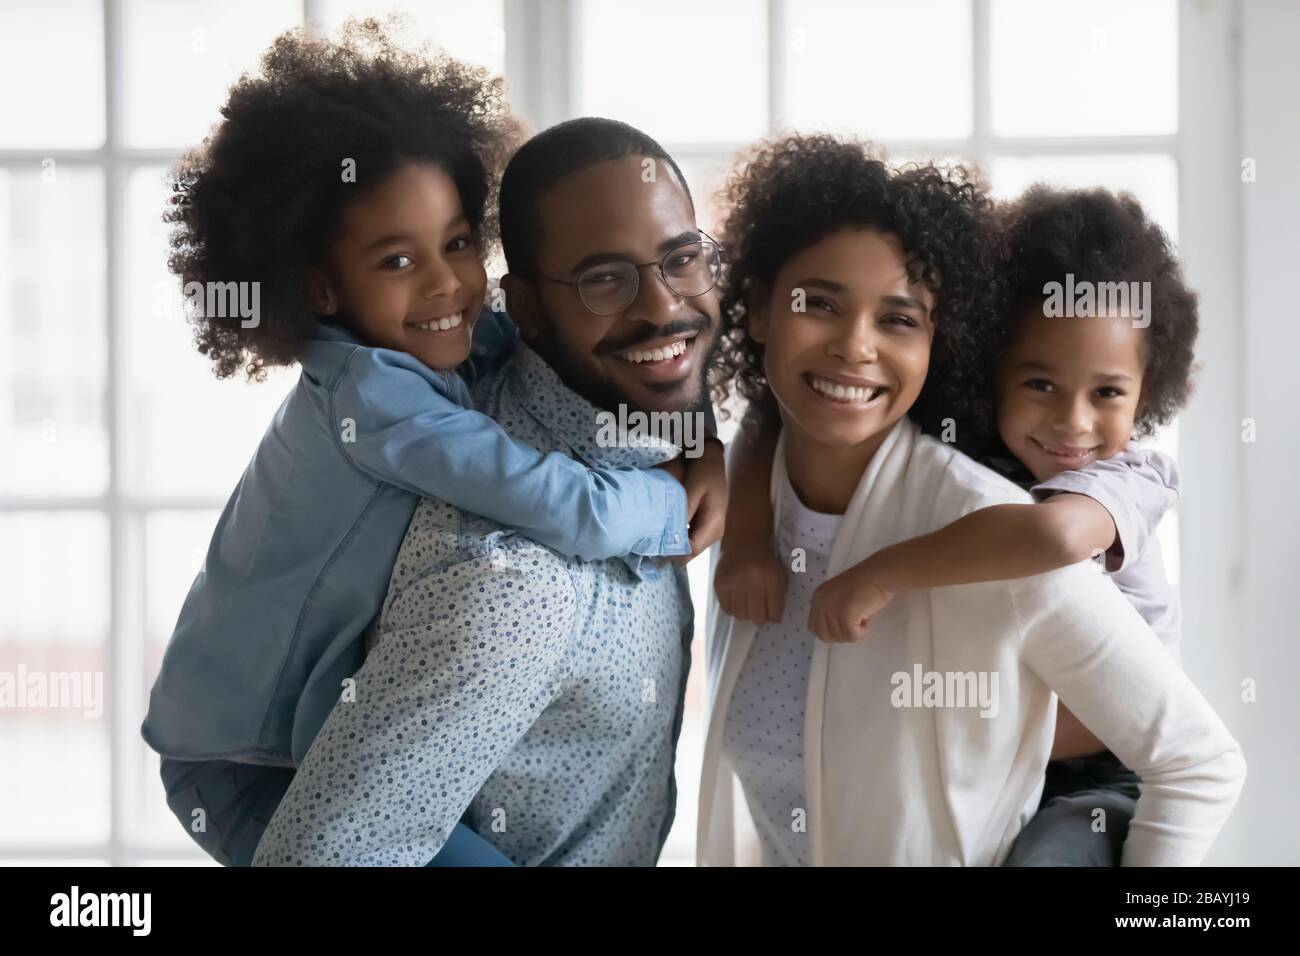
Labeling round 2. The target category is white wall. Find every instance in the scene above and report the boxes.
[1236,0,1300,865]
[1180,0,1300,865]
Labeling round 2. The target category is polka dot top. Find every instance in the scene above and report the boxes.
[722,469,842,866]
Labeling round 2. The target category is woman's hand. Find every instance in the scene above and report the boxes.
[673,437,727,564]
[808,556,895,643]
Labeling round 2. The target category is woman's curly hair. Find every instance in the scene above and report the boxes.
[998,185,1200,438]
[708,133,1006,457]
[166,17,522,380]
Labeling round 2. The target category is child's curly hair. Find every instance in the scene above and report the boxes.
[166,17,522,380]
[708,133,1005,456]
[998,185,1200,438]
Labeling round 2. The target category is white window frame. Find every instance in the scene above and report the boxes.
[0,0,1242,865]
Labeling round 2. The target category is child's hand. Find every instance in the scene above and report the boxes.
[808,557,895,643]
[714,544,788,623]
[674,437,727,564]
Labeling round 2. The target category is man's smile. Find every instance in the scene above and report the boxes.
[610,329,702,383]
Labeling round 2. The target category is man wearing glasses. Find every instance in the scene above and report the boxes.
[253,118,724,866]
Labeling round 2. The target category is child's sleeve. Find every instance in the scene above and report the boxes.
[1029,445,1179,573]
[332,348,690,561]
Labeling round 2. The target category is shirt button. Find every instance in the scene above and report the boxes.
[673,533,681,543]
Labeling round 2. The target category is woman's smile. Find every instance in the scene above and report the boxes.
[803,371,890,409]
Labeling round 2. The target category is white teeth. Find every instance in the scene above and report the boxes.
[1037,439,1091,458]
[413,312,463,331]
[621,339,688,364]
[809,375,883,404]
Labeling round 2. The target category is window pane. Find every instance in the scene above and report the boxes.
[122,166,296,497]
[782,0,971,140]
[0,166,108,496]
[0,513,110,844]
[122,0,302,149]
[673,155,731,237]
[990,0,1177,137]
[0,859,109,866]
[888,151,978,179]
[134,856,217,866]
[991,153,1179,242]
[662,557,711,864]
[0,0,105,148]
[128,510,220,848]
[314,1,506,74]
[576,0,768,144]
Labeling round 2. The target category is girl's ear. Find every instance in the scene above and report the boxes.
[746,288,770,344]
[500,274,542,340]
[306,267,338,316]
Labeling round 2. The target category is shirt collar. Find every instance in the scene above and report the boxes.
[505,342,683,472]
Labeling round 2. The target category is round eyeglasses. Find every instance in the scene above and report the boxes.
[542,233,723,317]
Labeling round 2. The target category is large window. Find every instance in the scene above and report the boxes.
[0,0,1183,866]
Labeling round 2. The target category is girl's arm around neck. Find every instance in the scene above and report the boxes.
[871,493,1118,593]
[332,347,690,561]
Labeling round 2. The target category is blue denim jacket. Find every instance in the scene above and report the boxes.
[141,311,690,766]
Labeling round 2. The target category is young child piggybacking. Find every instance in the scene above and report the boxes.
[142,20,714,867]
[809,184,1201,865]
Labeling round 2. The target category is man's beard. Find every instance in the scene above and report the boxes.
[529,312,719,417]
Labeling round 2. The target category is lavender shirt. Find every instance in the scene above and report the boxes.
[1028,444,1183,664]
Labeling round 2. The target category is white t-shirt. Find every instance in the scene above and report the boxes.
[722,469,841,866]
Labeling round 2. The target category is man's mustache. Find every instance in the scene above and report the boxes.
[600,316,713,354]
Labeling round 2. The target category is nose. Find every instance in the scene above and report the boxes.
[623,265,685,326]
[828,312,879,364]
[420,254,462,300]
[1056,391,1093,436]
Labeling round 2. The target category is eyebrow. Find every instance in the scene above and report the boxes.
[1012,361,1134,382]
[363,213,470,252]
[792,280,931,316]
[566,229,701,276]
[881,293,931,315]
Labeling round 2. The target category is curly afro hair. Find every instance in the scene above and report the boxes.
[708,133,1005,457]
[998,185,1200,438]
[166,17,522,380]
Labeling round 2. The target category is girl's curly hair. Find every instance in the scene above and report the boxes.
[166,17,522,380]
[707,133,1006,457]
[998,185,1200,438]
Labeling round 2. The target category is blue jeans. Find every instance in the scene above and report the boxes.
[1003,750,1140,867]
[159,757,514,866]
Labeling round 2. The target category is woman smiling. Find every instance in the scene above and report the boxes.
[699,134,1244,866]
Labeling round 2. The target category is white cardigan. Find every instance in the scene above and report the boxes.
[698,418,1245,866]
